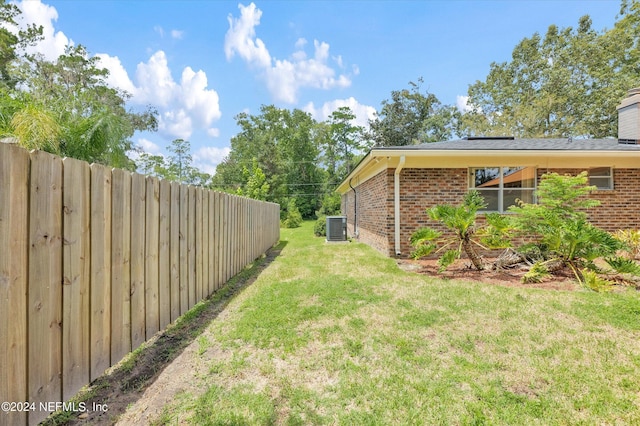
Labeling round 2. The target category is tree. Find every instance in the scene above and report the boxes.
[167,138,192,183]
[327,106,363,177]
[460,3,640,138]
[5,44,157,169]
[0,0,42,88]
[212,105,325,218]
[136,138,213,187]
[368,78,459,146]
[237,158,269,200]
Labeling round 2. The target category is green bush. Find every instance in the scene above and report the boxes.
[314,215,326,237]
[282,199,302,228]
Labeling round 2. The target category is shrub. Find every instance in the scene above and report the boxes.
[410,190,510,271]
[314,215,326,237]
[508,172,624,285]
[614,229,640,259]
[282,199,302,228]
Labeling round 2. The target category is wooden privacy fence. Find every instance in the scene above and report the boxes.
[0,144,280,426]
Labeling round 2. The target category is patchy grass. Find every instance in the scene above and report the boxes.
[155,221,640,425]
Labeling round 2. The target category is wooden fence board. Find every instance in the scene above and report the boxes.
[0,144,29,426]
[208,192,215,296]
[130,173,146,350]
[221,194,228,284]
[169,182,180,323]
[195,188,203,302]
[188,186,196,309]
[28,150,63,425]
[145,177,160,339]
[179,184,188,315]
[214,192,222,291]
[62,157,90,402]
[159,179,171,329]
[203,191,210,298]
[110,169,131,364]
[89,164,112,382]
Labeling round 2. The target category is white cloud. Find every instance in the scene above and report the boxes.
[95,54,137,95]
[456,95,473,113]
[11,0,70,61]
[97,50,222,141]
[154,25,165,37]
[171,29,184,40]
[194,146,231,175]
[224,2,352,104]
[224,2,271,68]
[137,138,162,154]
[304,97,377,128]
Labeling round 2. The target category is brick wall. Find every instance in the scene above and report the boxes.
[341,169,393,256]
[537,168,640,232]
[342,167,640,259]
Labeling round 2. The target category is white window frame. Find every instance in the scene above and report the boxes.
[469,166,537,213]
[588,167,613,190]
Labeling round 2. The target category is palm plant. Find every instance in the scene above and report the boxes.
[410,190,510,271]
[509,172,624,285]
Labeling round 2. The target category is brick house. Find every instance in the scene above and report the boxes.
[337,88,640,258]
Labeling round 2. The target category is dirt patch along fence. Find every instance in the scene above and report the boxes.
[0,143,280,426]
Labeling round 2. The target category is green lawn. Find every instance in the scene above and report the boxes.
[155,221,640,425]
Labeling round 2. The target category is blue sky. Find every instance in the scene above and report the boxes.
[10,0,621,174]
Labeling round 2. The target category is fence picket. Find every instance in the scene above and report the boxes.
[27,151,63,425]
[0,144,29,426]
[130,173,146,350]
[62,157,91,402]
[145,177,160,339]
[110,169,132,365]
[159,179,171,330]
[187,186,196,309]
[179,184,188,315]
[169,181,180,323]
[195,187,203,301]
[90,164,112,382]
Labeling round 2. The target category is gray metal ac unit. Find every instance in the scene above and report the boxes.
[326,216,347,242]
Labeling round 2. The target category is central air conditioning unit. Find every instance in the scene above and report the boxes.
[326,216,347,242]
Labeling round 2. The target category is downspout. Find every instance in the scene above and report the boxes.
[394,155,406,256]
[348,177,358,237]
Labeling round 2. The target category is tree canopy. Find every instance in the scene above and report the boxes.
[459,1,640,138]
[1,3,157,169]
[368,78,459,146]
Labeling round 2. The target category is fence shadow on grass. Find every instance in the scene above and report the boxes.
[43,240,288,426]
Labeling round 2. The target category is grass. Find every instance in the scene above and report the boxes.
[154,221,640,425]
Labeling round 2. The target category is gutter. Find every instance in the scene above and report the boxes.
[348,177,358,237]
[394,155,406,256]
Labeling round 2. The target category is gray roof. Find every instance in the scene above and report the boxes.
[377,138,640,151]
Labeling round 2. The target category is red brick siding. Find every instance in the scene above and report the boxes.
[537,168,640,232]
[341,170,393,256]
[343,167,640,259]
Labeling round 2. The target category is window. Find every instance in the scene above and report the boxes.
[589,167,613,190]
[469,167,536,212]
